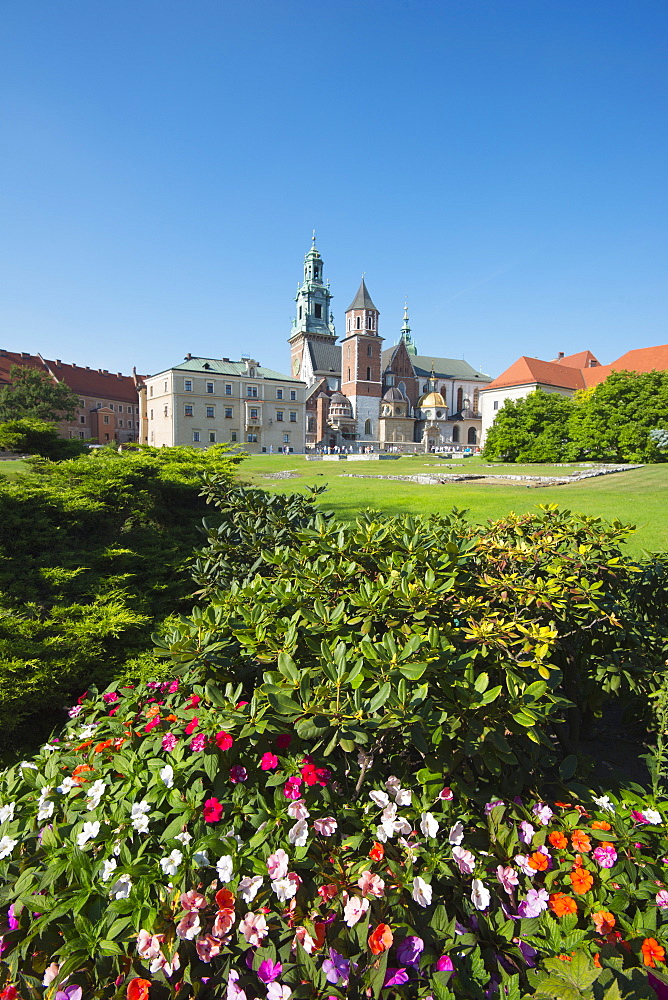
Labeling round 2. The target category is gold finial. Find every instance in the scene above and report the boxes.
[312,229,316,245]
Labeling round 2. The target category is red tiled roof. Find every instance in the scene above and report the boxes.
[582,344,668,387]
[0,349,141,403]
[481,356,587,393]
[555,350,600,369]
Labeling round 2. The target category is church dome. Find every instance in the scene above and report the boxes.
[418,390,446,408]
[329,392,353,416]
[383,387,405,402]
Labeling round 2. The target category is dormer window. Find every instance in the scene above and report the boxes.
[356,317,361,330]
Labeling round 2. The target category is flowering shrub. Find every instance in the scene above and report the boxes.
[1,676,668,998]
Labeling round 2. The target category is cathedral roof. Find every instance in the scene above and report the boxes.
[418,390,447,408]
[346,278,379,313]
[307,341,342,375]
[411,355,491,381]
[383,387,405,401]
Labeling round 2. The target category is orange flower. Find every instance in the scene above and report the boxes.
[571,830,592,852]
[548,892,577,917]
[592,911,615,935]
[145,704,160,718]
[569,868,594,894]
[313,921,327,951]
[165,714,177,722]
[572,853,584,868]
[73,739,95,752]
[555,801,572,808]
[528,851,549,871]
[591,820,611,831]
[369,842,385,862]
[642,938,666,968]
[368,923,393,954]
[549,831,568,849]
[215,888,235,909]
[593,952,602,968]
[71,764,94,784]
[93,739,114,753]
[127,979,151,1000]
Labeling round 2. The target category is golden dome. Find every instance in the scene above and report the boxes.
[418,391,447,408]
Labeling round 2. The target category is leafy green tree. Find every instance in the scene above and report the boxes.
[483,390,575,462]
[567,370,668,463]
[0,417,87,458]
[0,363,81,422]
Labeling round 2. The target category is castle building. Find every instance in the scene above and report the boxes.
[291,239,492,450]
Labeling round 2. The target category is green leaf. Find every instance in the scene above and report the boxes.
[265,691,302,716]
[367,682,391,713]
[559,754,578,780]
[277,652,300,682]
[398,662,428,681]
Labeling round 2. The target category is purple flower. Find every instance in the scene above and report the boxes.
[230,765,248,784]
[532,802,553,825]
[55,988,82,1000]
[518,888,549,918]
[322,947,350,986]
[435,955,454,972]
[516,939,538,968]
[7,906,18,932]
[519,821,535,844]
[257,959,282,983]
[396,936,424,968]
[484,800,504,814]
[383,968,409,987]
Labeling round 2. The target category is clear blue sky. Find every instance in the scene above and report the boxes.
[2,0,666,379]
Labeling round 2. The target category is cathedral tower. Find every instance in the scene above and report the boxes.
[288,234,336,382]
[341,278,383,441]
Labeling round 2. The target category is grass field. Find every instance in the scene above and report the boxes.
[0,460,29,478]
[239,454,668,557]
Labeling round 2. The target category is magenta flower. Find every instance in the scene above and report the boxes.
[68,705,82,719]
[230,765,248,783]
[203,797,224,823]
[276,733,292,749]
[592,844,617,868]
[283,776,303,800]
[484,799,503,814]
[162,733,178,751]
[439,787,453,800]
[184,717,199,735]
[657,889,668,908]
[168,679,179,693]
[102,692,119,704]
[55,987,82,1000]
[435,954,454,972]
[261,752,279,770]
[257,959,282,983]
[189,733,207,752]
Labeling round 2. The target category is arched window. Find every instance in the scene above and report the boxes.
[347,318,351,332]
[367,315,372,329]
[457,387,463,411]
[366,366,371,381]
[347,368,351,381]
[398,381,406,396]
[356,316,361,329]
[468,427,477,445]
[452,425,460,443]
[473,388,479,414]
[422,383,429,393]
[364,419,372,435]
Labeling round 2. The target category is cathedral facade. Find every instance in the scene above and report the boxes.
[288,238,492,451]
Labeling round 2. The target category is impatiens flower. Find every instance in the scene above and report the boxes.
[68,705,83,718]
[357,870,385,897]
[644,809,662,825]
[159,764,174,789]
[519,821,535,844]
[293,925,316,954]
[131,800,150,833]
[514,854,536,877]
[266,985,291,1000]
[593,795,615,813]
[126,979,151,1000]
[267,849,290,879]
[275,733,292,749]
[77,821,100,847]
[161,733,178,752]
[420,812,439,838]
[435,955,454,972]
[272,874,300,902]
[549,830,568,849]
[412,876,433,907]
[42,963,60,986]
[642,937,666,967]
[239,911,268,946]
[160,849,183,876]
[369,922,393,954]
[213,907,235,937]
[288,819,309,847]
[497,865,519,894]
[216,854,234,882]
[343,894,369,927]
[203,797,223,823]
[569,868,594,894]
[176,912,201,940]
[528,850,550,872]
[591,820,611,831]
[548,892,577,917]
[593,844,617,868]
[518,888,549,918]
[260,752,279,770]
[657,889,668,908]
[101,858,117,881]
[532,803,553,825]
[144,717,160,734]
[239,875,264,903]
[283,776,302,800]
[184,717,199,735]
[301,762,331,787]
[137,929,162,961]
[439,787,454,801]
[322,947,350,985]
[397,936,424,967]
[196,934,221,962]
[571,830,592,852]
[174,830,192,845]
[592,911,616,934]
[85,779,106,810]
[230,765,247,783]
[448,821,464,845]
[109,874,132,899]
[369,841,385,861]
[37,788,54,821]
[287,799,310,820]
[471,879,490,910]
[314,817,337,836]
[189,733,207,752]
[180,890,206,910]
[369,790,390,808]
[55,989,82,1000]
[0,804,15,825]
[485,800,503,814]
[317,883,338,902]
[384,968,409,987]
[193,850,209,867]
[452,846,476,874]
[257,959,282,984]
[57,777,77,795]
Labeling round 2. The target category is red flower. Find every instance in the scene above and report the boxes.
[369,842,385,862]
[276,734,292,750]
[368,923,393,954]
[261,752,279,770]
[77,690,89,704]
[144,717,161,734]
[187,694,201,709]
[301,762,331,786]
[203,797,224,823]
[215,731,234,751]
[0,987,19,1000]
[127,980,151,1000]
[184,717,199,735]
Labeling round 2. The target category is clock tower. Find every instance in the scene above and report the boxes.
[288,234,337,386]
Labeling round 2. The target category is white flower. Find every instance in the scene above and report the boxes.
[101,858,118,881]
[193,850,209,867]
[86,779,106,810]
[57,777,77,795]
[420,812,439,838]
[593,795,615,814]
[369,790,390,808]
[385,775,402,795]
[77,820,100,847]
[375,824,388,843]
[412,876,432,907]
[109,874,132,899]
[379,802,398,839]
[267,985,291,1000]
[287,799,310,820]
[471,878,491,910]
[78,725,97,738]
[452,846,476,874]
[272,876,299,902]
[644,809,662,825]
[42,744,58,754]
[19,761,38,770]
[216,854,234,882]
[160,849,183,876]
[0,802,15,824]
[343,894,369,927]
[37,797,54,822]
[131,799,151,832]
[160,764,174,788]
[238,875,264,903]
[42,962,60,986]
[395,788,412,806]
[288,819,309,847]
[313,816,337,836]
[174,830,192,845]
[448,821,464,845]
[133,815,149,834]
[0,836,18,860]
[394,816,413,836]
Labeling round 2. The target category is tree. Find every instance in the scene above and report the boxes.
[0,364,81,422]
[482,389,575,462]
[0,418,88,458]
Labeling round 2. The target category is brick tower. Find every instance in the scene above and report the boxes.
[340,278,383,442]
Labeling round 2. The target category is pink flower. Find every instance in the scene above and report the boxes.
[215,731,233,751]
[656,889,668,908]
[261,752,279,770]
[212,908,235,937]
[187,694,201,709]
[343,894,369,927]
[314,817,337,836]
[102,692,119,704]
[293,925,316,953]
[276,734,292,750]
[161,733,177,751]
[136,929,163,960]
[239,911,268,946]
[439,787,453,801]
[180,890,207,911]
[519,821,535,844]
[452,847,475,874]
[176,912,201,940]
[168,680,179,693]
[497,865,519,894]
[184,717,199,735]
[258,959,283,983]
[435,955,454,972]
[195,934,221,962]
[230,765,247,784]
[532,803,553,826]
[357,870,385,897]
[287,799,309,820]
[68,705,82,718]
[267,848,289,879]
[144,717,161,734]
[283,776,303,800]
[514,854,535,877]
[203,797,223,823]
[189,734,207,752]
[593,844,617,868]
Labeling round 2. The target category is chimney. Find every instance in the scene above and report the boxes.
[557,352,564,360]
[117,372,122,378]
[185,353,192,360]
[86,366,91,370]
[21,352,30,358]
[56,359,61,365]
[222,357,230,362]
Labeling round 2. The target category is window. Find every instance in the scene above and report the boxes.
[250,407,258,421]
[298,306,302,319]
[206,382,214,394]
[128,420,133,428]
[150,386,153,396]
[473,389,479,413]
[184,404,193,416]
[468,427,477,445]
[347,319,351,332]
[493,400,499,411]
[290,390,296,400]
[104,433,109,441]
[164,381,167,393]
[247,385,258,398]
[364,419,372,435]
[452,426,460,443]
[315,303,322,319]
[289,411,297,422]
[347,368,351,381]
[225,384,232,395]
[457,387,463,411]
[307,416,316,432]
[184,380,192,391]
[366,367,371,381]
[276,410,283,421]
[283,433,290,444]
[150,409,154,420]
[231,431,237,442]
[118,419,124,427]
[103,415,110,425]
[276,388,283,399]
[79,399,85,407]
[209,431,216,443]
[80,415,85,424]
[367,344,372,356]
[386,375,395,387]
[422,383,429,393]
[79,431,85,439]
[163,405,168,417]
[225,407,233,418]
[249,367,255,378]
[398,381,406,396]
[193,431,200,442]
[356,317,361,329]
[109,404,114,411]
[367,315,372,329]
[247,433,258,443]
[206,406,215,418]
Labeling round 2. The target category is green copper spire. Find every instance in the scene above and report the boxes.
[292,234,335,339]
[399,300,417,355]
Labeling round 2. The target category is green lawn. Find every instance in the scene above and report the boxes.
[240,454,668,556]
[0,459,29,478]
